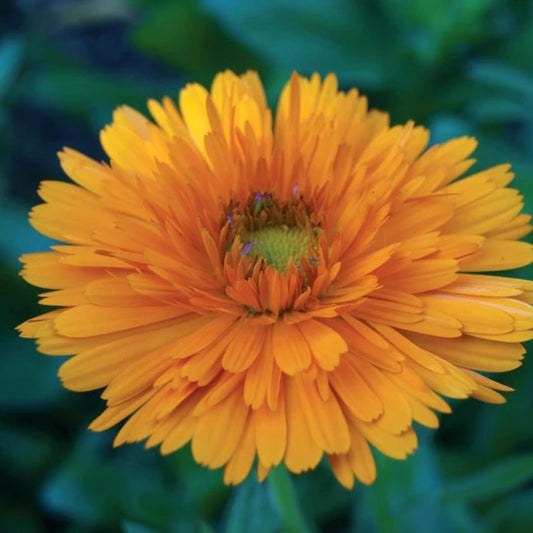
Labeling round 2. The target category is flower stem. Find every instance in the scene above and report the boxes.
[268,466,312,533]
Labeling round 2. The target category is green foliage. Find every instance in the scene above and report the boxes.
[441,453,533,504]
[204,0,396,90]
[223,476,280,533]
[1,0,533,531]
[132,0,266,85]
[0,35,23,100]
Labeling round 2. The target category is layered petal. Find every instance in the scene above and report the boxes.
[18,70,532,490]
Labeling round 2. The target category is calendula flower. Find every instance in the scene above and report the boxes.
[18,71,533,488]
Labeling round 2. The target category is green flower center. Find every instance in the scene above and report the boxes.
[243,225,315,272]
[225,191,320,274]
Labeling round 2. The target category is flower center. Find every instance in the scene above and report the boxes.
[242,225,314,272]
[226,191,320,273]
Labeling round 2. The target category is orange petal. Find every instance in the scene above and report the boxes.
[272,320,312,375]
[254,392,287,467]
[293,374,350,454]
[297,319,348,371]
[192,387,248,468]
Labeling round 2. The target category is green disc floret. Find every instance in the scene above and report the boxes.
[243,225,314,272]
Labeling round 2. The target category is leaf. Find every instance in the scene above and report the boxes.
[427,113,472,145]
[132,1,265,84]
[466,352,533,458]
[468,61,533,102]
[468,97,529,123]
[204,0,395,89]
[41,433,196,530]
[121,520,161,533]
[17,66,174,129]
[167,449,230,517]
[441,452,533,504]
[381,0,495,63]
[0,336,65,411]
[50,0,132,28]
[223,475,280,533]
[485,489,533,533]
[268,466,315,533]
[0,422,55,479]
[0,201,54,265]
[352,432,459,533]
[41,451,124,525]
[0,35,23,99]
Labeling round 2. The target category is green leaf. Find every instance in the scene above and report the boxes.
[166,448,229,518]
[17,66,174,130]
[224,476,279,533]
[50,0,132,28]
[0,201,53,265]
[132,1,265,84]
[0,336,65,411]
[381,0,495,62]
[352,433,458,533]
[0,422,55,479]
[41,434,201,530]
[466,354,533,459]
[204,0,395,89]
[468,96,529,123]
[427,113,472,144]
[485,489,533,533]
[441,452,533,504]
[121,520,161,533]
[0,501,44,533]
[268,466,315,533]
[0,35,23,99]
[468,61,533,102]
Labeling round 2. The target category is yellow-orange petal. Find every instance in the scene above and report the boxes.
[18,69,533,490]
[254,394,287,467]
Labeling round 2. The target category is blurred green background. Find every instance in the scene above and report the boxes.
[1,0,533,531]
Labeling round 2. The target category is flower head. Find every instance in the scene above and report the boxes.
[18,71,533,488]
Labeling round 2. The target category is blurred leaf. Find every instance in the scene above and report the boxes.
[472,133,533,212]
[121,520,160,533]
[352,433,470,533]
[485,489,533,533]
[444,505,487,533]
[223,476,279,533]
[132,1,264,84]
[198,522,216,533]
[17,66,176,130]
[468,97,528,123]
[468,61,533,101]
[268,466,315,533]
[204,0,396,89]
[166,448,229,517]
[0,422,55,479]
[41,434,199,530]
[0,35,23,99]
[427,113,472,144]
[50,0,132,29]
[0,501,44,533]
[441,452,533,504]
[295,464,351,525]
[0,201,53,265]
[502,19,533,70]
[0,256,41,337]
[469,355,533,459]
[381,0,494,62]
[42,442,125,525]
[0,336,65,411]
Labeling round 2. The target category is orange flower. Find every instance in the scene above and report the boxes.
[18,71,533,488]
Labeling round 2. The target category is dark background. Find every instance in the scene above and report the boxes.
[1,0,532,531]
